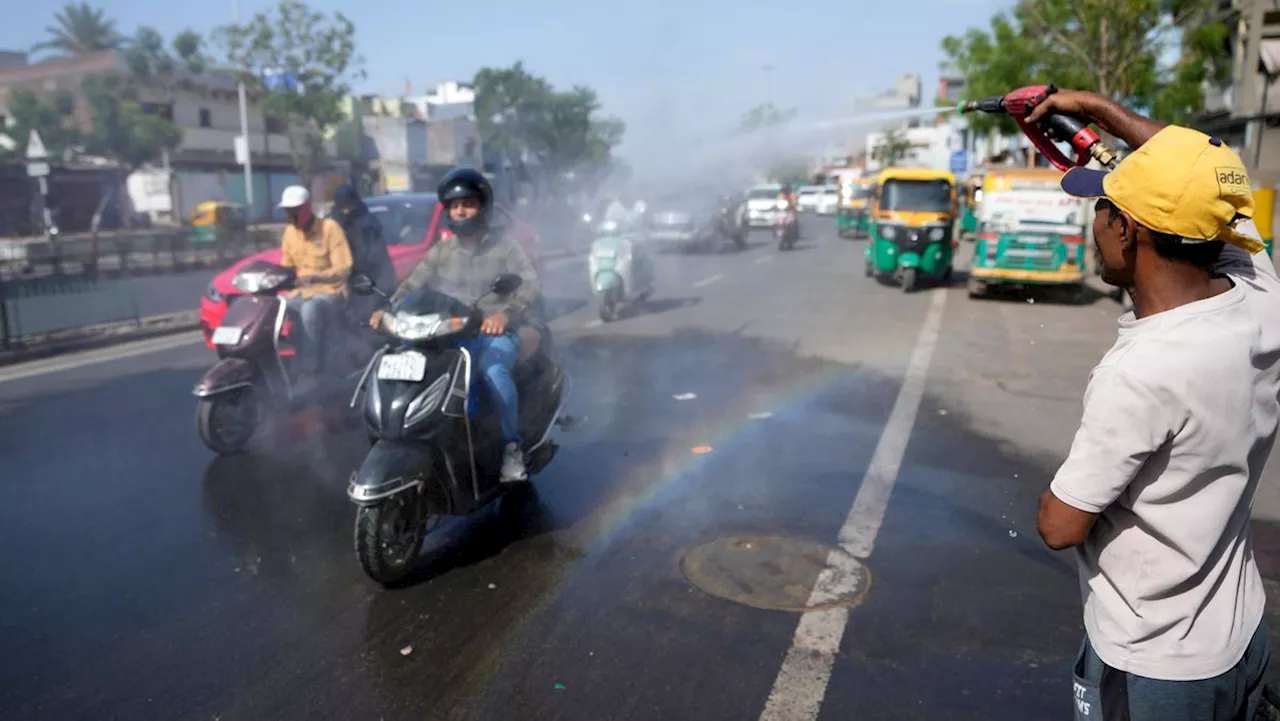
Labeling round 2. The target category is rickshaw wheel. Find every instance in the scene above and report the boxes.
[901,268,919,293]
[864,260,873,278]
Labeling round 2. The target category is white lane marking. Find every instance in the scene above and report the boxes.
[755,256,773,265]
[693,274,723,288]
[758,288,948,721]
[583,319,603,328]
[0,331,205,384]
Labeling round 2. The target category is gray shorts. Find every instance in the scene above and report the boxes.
[1072,623,1270,721]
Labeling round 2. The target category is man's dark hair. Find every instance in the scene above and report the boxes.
[1100,200,1223,270]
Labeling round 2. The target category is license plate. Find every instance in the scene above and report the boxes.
[211,326,243,345]
[377,351,427,382]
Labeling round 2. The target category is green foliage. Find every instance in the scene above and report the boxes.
[122,26,210,82]
[940,0,1234,130]
[0,89,81,161]
[81,73,181,171]
[31,2,120,57]
[213,0,366,184]
[473,62,626,173]
[738,103,798,133]
[872,128,914,167]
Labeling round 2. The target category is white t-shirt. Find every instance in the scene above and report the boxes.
[1050,224,1280,681]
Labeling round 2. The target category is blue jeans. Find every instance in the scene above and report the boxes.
[1073,623,1270,721]
[463,332,521,444]
[286,294,338,374]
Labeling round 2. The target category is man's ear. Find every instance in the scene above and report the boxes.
[1117,210,1139,252]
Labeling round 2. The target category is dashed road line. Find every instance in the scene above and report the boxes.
[757,288,948,721]
[693,274,723,288]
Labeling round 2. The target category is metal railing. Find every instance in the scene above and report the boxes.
[0,227,279,348]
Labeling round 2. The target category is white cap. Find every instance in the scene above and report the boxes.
[277,185,310,209]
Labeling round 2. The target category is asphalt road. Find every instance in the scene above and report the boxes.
[5,216,1280,720]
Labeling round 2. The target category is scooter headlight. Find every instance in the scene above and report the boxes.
[387,312,465,341]
[582,213,592,223]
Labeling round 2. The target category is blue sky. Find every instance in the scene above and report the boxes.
[2,0,1015,158]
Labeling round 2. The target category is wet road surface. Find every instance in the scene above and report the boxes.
[5,216,1280,720]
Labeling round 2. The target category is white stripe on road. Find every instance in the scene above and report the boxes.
[758,288,948,721]
[755,256,773,265]
[0,332,204,384]
[692,274,723,288]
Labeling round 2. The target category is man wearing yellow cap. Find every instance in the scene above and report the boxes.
[1029,90,1278,720]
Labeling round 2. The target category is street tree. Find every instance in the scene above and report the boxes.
[31,2,120,57]
[123,26,210,82]
[738,103,797,133]
[214,0,365,186]
[473,62,626,174]
[0,89,81,161]
[80,73,182,171]
[872,127,914,167]
[941,0,1233,133]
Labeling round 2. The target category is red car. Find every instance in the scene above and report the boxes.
[199,193,544,347]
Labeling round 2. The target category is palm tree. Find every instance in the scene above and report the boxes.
[31,2,120,57]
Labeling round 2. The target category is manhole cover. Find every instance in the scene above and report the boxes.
[680,534,871,612]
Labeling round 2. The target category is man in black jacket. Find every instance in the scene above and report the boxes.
[332,184,397,315]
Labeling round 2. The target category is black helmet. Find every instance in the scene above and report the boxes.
[437,167,493,237]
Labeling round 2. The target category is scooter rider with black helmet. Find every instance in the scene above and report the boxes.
[370,167,540,482]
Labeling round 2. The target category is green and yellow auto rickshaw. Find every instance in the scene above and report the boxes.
[837,176,875,239]
[959,173,983,240]
[189,201,248,243]
[967,168,1088,303]
[863,168,957,292]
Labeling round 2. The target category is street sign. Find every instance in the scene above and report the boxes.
[950,150,968,173]
[27,162,50,178]
[234,135,249,166]
[26,128,47,159]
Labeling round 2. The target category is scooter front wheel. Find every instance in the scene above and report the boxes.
[354,490,432,586]
[195,386,259,455]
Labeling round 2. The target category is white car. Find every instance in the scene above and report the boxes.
[796,186,822,212]
[815,185,839,215]
[745,184,783,227]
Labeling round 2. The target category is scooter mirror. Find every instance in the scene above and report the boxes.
[491,273,523,296]
[350,273,377,296]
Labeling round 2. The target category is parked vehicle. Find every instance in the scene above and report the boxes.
[795,186,821,213]
[192,260,374,455]
[815,185,839,216]
[864,168,957,292]
[199,196,543,346]
[837,177,875,238]
[967,168,1088,303]
[347,273,570,585]
[189,201,247,244]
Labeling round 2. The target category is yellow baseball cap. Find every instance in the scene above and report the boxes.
[1060,125,1265,254]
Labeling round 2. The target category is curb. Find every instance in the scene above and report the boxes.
[0,312,202,368]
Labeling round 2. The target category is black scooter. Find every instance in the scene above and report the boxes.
[346,273,572,585]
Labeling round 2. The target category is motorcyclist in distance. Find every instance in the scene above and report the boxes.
[277,185,354,395]
[370,168,540,482]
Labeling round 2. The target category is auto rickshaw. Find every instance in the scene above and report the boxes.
[966,168,1088,303]
[959,174,984,240]
[863,168,957,292]
[836,177,875,239]
[190,201,248,243]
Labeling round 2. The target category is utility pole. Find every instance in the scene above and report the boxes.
[232,0,255,219]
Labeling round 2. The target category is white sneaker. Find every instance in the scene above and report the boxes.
[500,442,528,483]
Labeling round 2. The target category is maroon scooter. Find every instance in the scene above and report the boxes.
[192,260,368,455]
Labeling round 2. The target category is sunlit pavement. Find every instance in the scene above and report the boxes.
[3,215,1280,720]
